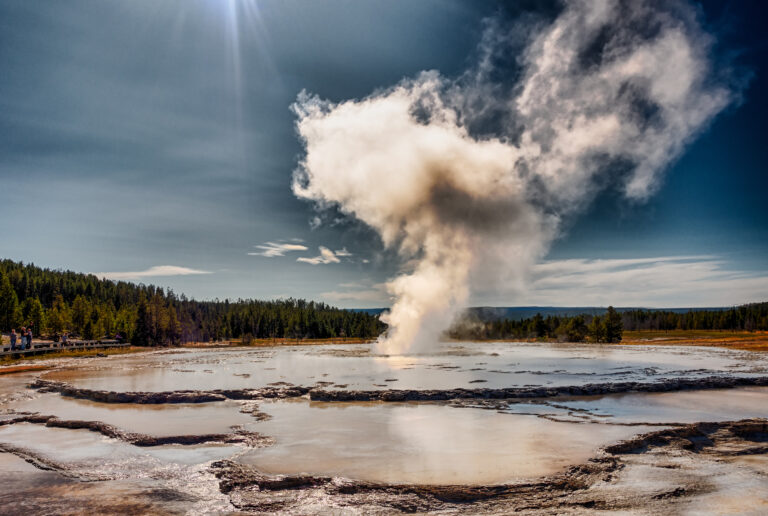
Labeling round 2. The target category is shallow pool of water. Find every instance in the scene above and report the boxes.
[0,343,766,513]
[40,342,768,392]
[239,400,654,484]
[4,393,259,436]
[500,386,768,424]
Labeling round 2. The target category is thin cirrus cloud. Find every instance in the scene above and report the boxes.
[522,256,768,307]
[334,248,353,257]
[297,246,349,265]
[250,242,353,264]
[94,265,211,281]
[323,256,768,308]
[249,241,309,257]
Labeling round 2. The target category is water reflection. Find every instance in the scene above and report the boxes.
[241,401,654,484]
[0,343,766,511]
[41,342,768,392]
[505,386,768,425]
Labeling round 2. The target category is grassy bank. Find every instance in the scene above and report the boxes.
[447,330,768,352]
[621,330,768,352]
[194,331,768,352]
[0,338,374,368]
[183,337,376,348]
[0,346,149,367]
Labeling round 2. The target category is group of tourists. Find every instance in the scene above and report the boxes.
[9,326,33,351]
[2,329,125,353]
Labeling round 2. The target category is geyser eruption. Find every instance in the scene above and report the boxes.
[292,0,732,354]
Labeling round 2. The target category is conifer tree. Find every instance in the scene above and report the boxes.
[588,315,606,343]
[133,293,151,346]
[47,295,71,335]
[21,298,46,335]
[0,272,21,331]
[70,296,87,336]
[563,315,587,342]
[603,306,623,343]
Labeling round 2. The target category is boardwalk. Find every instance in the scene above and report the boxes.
[1,339,129,357]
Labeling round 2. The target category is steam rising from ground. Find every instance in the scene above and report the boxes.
[292,0,732,354]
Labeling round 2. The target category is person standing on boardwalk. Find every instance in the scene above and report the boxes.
[19,327,26,349]
[9,329,17,351]
[26,327,33,349]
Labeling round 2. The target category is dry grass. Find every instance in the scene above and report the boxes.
[0,338,375,366]
[620,330,768,352]
[0,364,51,375]
[449,330,768,353]
[0,346,148,366]
[183,337,376,348]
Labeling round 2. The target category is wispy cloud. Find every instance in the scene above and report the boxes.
[297,246,342,265]
[94,265,211,281]
[517,256,768,307]
[319,256,768,308]
[334,248,352,257]
[250,241,308,257]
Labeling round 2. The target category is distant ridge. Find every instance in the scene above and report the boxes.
[353,306,729,321]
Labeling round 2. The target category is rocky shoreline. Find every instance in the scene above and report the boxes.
[310,375,768,401]
[0,413,273,448]
[30,374,768,404]
[30,378,310,403]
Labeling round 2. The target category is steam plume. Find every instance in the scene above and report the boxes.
[292,0,732,354]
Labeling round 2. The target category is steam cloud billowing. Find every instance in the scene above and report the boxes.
[292,0,732,354]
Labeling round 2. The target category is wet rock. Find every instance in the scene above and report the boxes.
[308,375,768,402]
[208,455,618,513]
[238,402,273,421]
[143,488,198,503]
[652,487,688,499]
[131,431,273,447]
[0,413,274,448]
[30,375,768,409]
[380,391,406,402]
[604,419,768,455]
[29,379,309,404]
[0,442,80,478]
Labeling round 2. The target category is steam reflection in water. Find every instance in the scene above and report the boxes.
[240,401,654,485]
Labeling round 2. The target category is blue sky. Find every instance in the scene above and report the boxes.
[0,0,766,308]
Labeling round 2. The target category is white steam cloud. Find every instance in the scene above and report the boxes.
[292,0,732,354]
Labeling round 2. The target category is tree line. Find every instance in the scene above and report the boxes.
[448,306,625,342]
[448,302,768,343]
[0,259,385,345]
[620,304,768,332]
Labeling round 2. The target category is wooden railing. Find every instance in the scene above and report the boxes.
[0,339,129,356]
